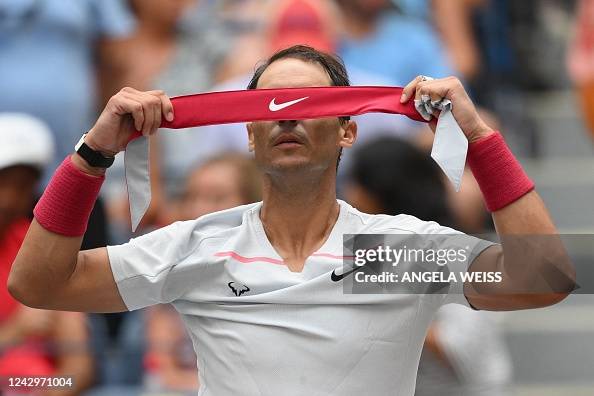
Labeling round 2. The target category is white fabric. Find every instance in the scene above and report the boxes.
[414,95,468,192]
[125,136,150,231]
[107,200,493,396]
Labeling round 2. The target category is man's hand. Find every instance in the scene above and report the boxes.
[85,87,174,155]
[400,76,493,143]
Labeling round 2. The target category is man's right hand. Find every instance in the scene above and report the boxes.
[8,90,175,313]
[85,87,174,156]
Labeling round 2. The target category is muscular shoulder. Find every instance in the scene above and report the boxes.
[189,202,260,235]
[113,202,260,258]
[342,201,459,235]
[170,202,260,246]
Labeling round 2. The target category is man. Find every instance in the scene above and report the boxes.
[9,46,574,395]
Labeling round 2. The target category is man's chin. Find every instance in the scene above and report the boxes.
[267,156,314,173]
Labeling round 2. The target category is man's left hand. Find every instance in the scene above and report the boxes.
[400,76,494,143]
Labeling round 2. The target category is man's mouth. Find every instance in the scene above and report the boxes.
[273,134,305,147]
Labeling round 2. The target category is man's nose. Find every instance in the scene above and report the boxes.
[278,119,298,128]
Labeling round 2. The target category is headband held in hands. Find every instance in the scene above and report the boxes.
[125,86,465,231]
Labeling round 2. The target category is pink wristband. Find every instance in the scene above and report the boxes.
[34,156,105,236]
[467,132,535,212]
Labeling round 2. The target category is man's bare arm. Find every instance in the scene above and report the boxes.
[8,88,174,312]
[464,191,575,311]
[401,76,576,311]
[8,220,126,312]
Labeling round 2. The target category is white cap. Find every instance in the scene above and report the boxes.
[0,113,55,171]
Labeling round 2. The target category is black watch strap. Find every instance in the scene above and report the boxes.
[76,141,115,168]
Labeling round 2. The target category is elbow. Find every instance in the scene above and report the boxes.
[525,292,571,309]
[7,272,26,304]
[7,271,44,309]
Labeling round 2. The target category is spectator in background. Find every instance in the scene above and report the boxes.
[174,153,262,222]
[213,0,274,83]
[143,153,261,393]
[345,137,512,396]
[394,0,484,81]
[334,0,454,85]
[0,114,93,396]
[0,0,135,185]
[568,0,594,139]
[105,0,236,231]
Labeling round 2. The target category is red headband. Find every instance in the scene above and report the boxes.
[128,86,424,142]
[124,86,464,231]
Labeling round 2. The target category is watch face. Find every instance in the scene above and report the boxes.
[75,134,87,151]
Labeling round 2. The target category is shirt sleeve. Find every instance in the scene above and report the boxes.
[400,217,496,309]
[107,220,199,311]
[442,235,496,308]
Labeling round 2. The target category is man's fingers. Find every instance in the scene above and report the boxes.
[147,90,174,125]
[418,82,447,105]
[153,91,174,122]
[139,95,155,136]
[400,75,427,103]
[151,95,161,133]
[140,92,161,133]
[163,96,174,122]
[118,96,144,132]
[116,88,172,134]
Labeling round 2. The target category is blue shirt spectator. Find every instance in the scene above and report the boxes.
[0,0,135,184]
[338,11,454,86]
[393,0,431,20]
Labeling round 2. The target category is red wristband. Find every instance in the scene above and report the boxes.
[33,156,105,236]
[467,132,535,212]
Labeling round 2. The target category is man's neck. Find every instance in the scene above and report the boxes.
[260,169,340,272]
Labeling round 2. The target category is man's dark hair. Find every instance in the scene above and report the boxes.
[248,45,351,168]
[351,137,456,228]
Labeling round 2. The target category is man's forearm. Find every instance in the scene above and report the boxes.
[493,192,575,298]
[8,155,104,308]
[466,191,575,310]
[464,133,575,310]
[492,191,555,234]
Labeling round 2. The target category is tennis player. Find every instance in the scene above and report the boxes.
[9,46,574,395]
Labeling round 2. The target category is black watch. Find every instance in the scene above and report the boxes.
[75,134,115,168]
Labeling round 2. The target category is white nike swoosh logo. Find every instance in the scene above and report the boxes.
[269,96,309,112]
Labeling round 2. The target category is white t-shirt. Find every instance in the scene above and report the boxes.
[107,200,493,396]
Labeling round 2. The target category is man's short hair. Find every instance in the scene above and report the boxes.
[247,45,351,168]
[248,45,351,124]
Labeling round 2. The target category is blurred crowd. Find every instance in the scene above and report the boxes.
[1,0,591,395]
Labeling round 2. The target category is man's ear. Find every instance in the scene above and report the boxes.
[247,123,255,152]
[339,120,357,149]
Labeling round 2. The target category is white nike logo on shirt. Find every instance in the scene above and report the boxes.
[269,96,309,112]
